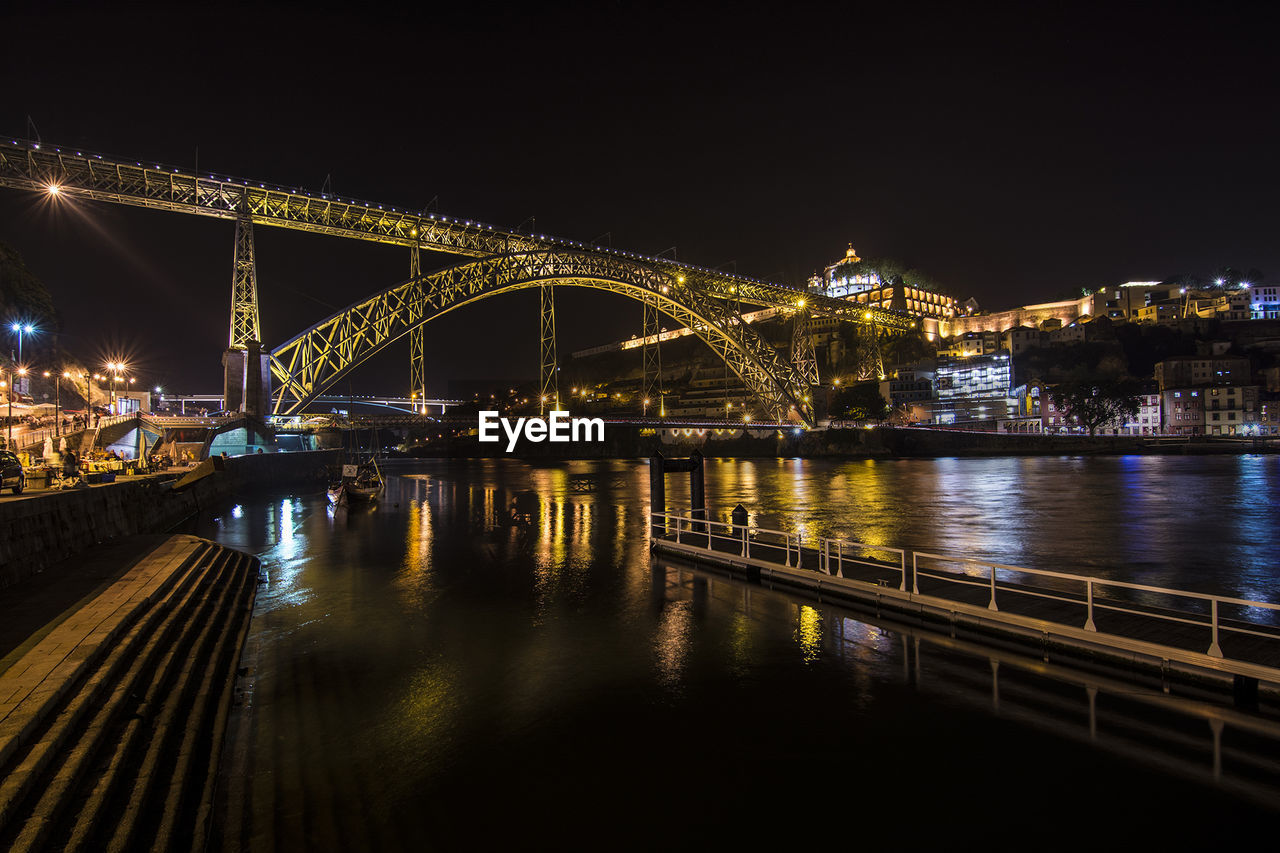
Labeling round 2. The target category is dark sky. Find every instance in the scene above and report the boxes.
[2,0,1278,396]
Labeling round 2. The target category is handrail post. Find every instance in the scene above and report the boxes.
[898,549,906,592]
[912,552,919,595]
[784,534,792,567]
[837,541,844,578]
[675,516,682,544]
[744,527,751,559]
[1207,598,1224,658]
[1084,580,1097,631]
[988,565,999,611]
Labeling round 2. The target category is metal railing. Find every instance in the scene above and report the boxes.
[652,510,1280,673]
[657,511,907,589]
[910,550,1280,659]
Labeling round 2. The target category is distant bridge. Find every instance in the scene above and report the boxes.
[0,138,919,427]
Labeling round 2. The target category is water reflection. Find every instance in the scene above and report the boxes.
[201,457,1280,851]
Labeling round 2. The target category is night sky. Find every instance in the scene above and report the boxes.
[2,1,1277,396]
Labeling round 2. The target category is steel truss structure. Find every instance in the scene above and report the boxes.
[642,296,663,415]
[0,139,916,326]
[408,245,425,411]
[790,308,820,389]
[228,214,261,348]
[270,250,815,424]
[539,283,559,413]
[0,138,918,419]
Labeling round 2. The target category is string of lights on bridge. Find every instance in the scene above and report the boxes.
[17,138,806,294]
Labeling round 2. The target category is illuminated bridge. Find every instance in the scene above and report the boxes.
[0,138,918,427]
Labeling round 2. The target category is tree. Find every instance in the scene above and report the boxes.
[830,381,888,421]
[1048,380,1142,436]
[0,242,59,332]
[829,256,943,294]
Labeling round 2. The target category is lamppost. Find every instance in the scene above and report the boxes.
[105,363,120,415]
[10,323,34,377]
[5,366,27,447]
[42,370,67,437]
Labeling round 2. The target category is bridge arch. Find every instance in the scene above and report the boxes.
[269,249,814,423]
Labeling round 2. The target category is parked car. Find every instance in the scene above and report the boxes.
[0,450,25,494]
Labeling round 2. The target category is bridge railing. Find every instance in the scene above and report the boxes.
[651,510,1280,677]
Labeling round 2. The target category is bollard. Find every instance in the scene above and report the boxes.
[731,503,748,556]
[689,450,706,534]
[649,453,666,538]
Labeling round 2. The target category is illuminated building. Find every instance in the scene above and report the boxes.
[1246,285,1280,319]
[932,351,1015,426]
[807,244,960,340]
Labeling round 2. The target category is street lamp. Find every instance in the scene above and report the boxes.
[5,366,27,447]
[43,370,68,436]
[104,362,129,415]
[10,323,35,370]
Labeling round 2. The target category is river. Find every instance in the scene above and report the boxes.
[197,456,1280,851]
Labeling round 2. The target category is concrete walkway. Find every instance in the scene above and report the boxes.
[0,533,259,852]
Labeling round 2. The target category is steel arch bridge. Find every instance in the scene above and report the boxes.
[270,248,813,421]
[0,137,920,427]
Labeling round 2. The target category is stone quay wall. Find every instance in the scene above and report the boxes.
[0,450,337,590]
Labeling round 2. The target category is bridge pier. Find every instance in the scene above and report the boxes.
[649,450,705,537]
[222,340,270,417]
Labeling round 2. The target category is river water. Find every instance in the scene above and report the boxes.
[200,456,1280,851]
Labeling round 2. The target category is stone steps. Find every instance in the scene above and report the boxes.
[0,535,259,852]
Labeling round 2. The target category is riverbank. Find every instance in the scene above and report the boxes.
[0,450,336,590]
[400,424,1280,460]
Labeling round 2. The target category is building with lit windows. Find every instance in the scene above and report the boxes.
[1247,285,1280,319]
[808,245,960,340]
[932,352,1015,425]
[1259,396,1280,436]
[1162,389,1204,435]
[1201,384,1259,435]
[1156,354,1257,436]
[1155,354,1251,388]
[878,362,935,415]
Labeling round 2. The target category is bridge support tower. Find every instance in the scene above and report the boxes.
[408,244,426,413]
[539,282,559,414]
[642,296,664,417]
[791,307,820,388]
[223,212,268,416]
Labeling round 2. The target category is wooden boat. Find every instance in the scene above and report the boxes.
[329,456,384,506]
[328,409,385,506]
